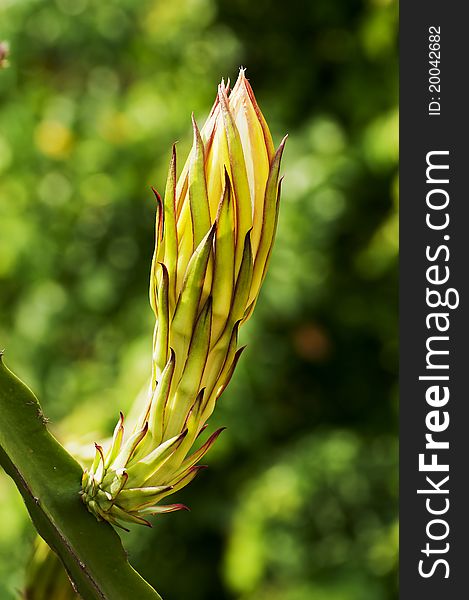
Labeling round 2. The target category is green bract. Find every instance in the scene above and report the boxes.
[81,69,287,529]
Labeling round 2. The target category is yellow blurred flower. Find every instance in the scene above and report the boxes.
[34,120,73,159]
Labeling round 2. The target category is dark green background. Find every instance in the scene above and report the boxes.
[0,0,398,598]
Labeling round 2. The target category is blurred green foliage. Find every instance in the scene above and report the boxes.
[0,0,397,598]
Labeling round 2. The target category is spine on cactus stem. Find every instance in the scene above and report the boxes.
[81,68,287,529]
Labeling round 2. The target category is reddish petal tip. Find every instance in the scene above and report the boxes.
[151,186,162,203]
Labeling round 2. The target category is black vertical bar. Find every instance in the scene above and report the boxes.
[401,2,468,598]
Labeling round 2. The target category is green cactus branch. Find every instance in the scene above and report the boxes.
[0,355,162,600]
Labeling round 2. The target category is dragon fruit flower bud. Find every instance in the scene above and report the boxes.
[81,69,286,529]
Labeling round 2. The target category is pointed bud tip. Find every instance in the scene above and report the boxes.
[191,113,201,137]
[237,66,247,84]
[151,186,162,202]
[157,261,169,277]
[209,426,227,439]
[217,82,229,105]
[208,220,217,239]
[94,443,105,462]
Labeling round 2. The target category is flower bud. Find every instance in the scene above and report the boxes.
[81,69,286,528]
